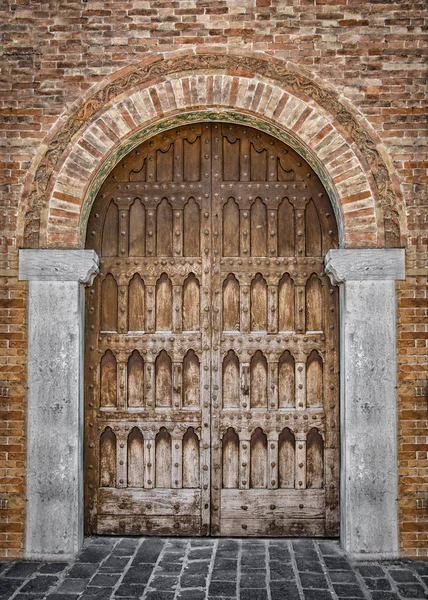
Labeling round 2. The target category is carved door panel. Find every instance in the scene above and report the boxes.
[210,123,339,537]
[85,122,339,537]
[85,124,212,535]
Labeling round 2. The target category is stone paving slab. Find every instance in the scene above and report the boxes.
[1,538,428,600]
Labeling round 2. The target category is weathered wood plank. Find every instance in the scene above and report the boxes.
[97,515,202,536]
[220,517,325,537]
[99,488,201,515]
[220,489,325,519]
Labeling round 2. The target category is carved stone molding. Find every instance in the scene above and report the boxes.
[325,249,406,283]
[19,249,99,285]
[24,53,402,248]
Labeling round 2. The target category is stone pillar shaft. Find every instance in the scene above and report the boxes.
[19,250,99,560]
[325,248,405,559]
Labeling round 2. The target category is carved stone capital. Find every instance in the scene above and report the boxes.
[324,249,405,284]
[19,249,99,285]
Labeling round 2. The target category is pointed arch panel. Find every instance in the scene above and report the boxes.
[222,428,239,489]
[127,350,144,408]
[183,428,200,488]
[250,428,268,489]
[182,274,200,331]
[155,428,172,488]
[100,428,116,487]
[155,350,172,408]
[250,351,267,409]
[128,274,145,332]
[100,350,117,408]
[127,428,144,488]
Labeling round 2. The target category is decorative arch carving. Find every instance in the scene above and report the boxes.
[19,52,404,250]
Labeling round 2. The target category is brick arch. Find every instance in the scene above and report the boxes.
[20,51,405,249]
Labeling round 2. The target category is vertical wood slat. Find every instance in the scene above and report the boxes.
[116,201,130,258]
[268,362,278,410]
[172,438,182,489]
[268,285,277,333]
[201,284,210,334]
[268,438,279,489]
[239,438,250,490]
[212,288,221,334]
[172,363,182,409]
[268,149,277,182]
[201,354,212,534]
[268,208,277,257]
[147,151,156,182]
[324,279,340,535]
[240,363,250,411]
[116,434,127,489]
[240,136,250,182]
[295,285,305,333]
[292,197,308,256]
[295,362,306,410]
[85,274,100,533]
[173,209,183,257]
[240,209,250,257]
[144,438,155,489]
[117,285,128,334]
[201,123,212,535]
[145,284,155,332]
[117,361,127,410]
[172,284,182,333]
[174,137,183,182]
[211,124,221,535]
[325,282,339,447]
[295,435,307,490]
[146,206,156,256]
[144,360,155,409]
[240,285,250,332]
[324,448,338,535]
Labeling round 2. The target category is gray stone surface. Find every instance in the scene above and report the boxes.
[2,538,428,600]
[26,280,85,560]
[19,249,99,284]
[19,250,100,560]
[325,248,405,560]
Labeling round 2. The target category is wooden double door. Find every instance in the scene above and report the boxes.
[85,122,339,537]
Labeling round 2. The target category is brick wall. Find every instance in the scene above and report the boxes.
[0,0,426,558]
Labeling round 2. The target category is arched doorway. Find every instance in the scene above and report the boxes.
[84,122,339,537]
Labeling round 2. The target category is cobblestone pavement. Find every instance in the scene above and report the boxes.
[1,538,428,600]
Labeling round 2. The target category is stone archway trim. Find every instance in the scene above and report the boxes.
[46,85,377,249]
[77,107,373,244]
[20,52,404,250]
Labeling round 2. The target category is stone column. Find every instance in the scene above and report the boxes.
[19,249,99,560]
[325,248,405,559]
